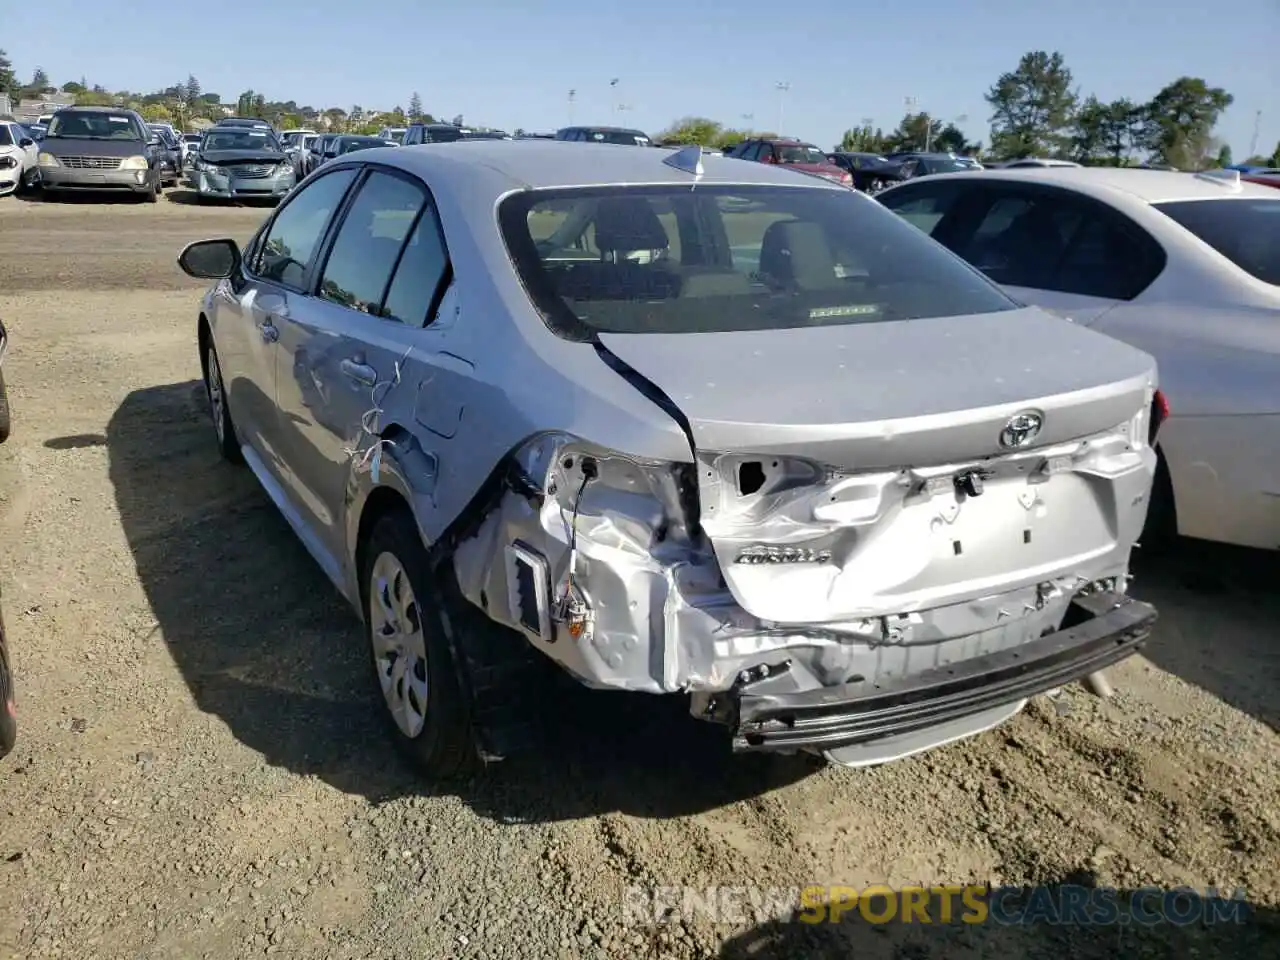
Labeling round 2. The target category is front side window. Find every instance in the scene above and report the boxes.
[499,184,1016,339]
[251,168,358,288]
[1154,198,1280,286]
[0,126,12,147]
[318,170,426,315]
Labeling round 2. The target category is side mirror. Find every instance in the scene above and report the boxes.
[19,138,33,148]
[178,238,241,280]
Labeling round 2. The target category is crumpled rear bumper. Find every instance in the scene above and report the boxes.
[728,591,1155,753]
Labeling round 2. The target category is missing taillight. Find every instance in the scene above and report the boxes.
[1149,390,1170,445]
[738,461,766,496]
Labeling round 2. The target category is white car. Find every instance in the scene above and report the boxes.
[878,166,1280,550]
[0,121,38,195]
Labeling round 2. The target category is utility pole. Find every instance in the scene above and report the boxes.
[568,89,576,125]
[775,82,790,135]
[1248,109,1262,159]
[610,78,619,120]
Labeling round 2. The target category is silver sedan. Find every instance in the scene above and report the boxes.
[176,141,1161,779]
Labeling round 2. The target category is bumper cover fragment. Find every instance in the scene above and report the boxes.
[731,591,1155,752]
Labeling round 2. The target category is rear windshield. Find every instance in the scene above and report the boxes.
[46,112,143,140]
[499,184,1017,339]
[1155,198,1280,286]
[776,144,828,165]
[584,129,651,146]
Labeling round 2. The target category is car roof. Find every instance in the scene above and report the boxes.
[361,139,846,192]
[56,105,136,114]
[918,166,1280,204]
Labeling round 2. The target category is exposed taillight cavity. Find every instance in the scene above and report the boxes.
[1150,389,1170,444]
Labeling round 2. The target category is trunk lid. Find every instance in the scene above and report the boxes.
[597,306,1158,623]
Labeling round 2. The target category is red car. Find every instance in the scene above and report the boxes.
[725,137,853,187]
[1243,172,1280,190]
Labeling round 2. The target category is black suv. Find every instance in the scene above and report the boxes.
[554,125,651,146]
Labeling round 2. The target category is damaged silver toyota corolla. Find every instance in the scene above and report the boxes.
[177,140,1163,778]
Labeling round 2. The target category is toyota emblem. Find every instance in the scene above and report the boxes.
[1000,411,1043,449]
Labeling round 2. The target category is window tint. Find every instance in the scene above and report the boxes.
[383,205,451,325]
[318,170,426,315]
[499,184,1016,338]
[1154,198,1280,286]
[878,184,963,235]
[951,190,1161,299]
[0,126,12,147]
[252,167,357,288]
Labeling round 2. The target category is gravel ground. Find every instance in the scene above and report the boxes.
[0,189,1277,960]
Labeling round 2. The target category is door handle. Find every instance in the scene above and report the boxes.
[259,321,279,343]
[340,358,378,386]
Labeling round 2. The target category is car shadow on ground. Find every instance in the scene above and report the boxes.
[1129,538,1280,732]
[100,380,815,822]
[714,877,1280,959]
[19,189,153,204]
[166,189,280,208]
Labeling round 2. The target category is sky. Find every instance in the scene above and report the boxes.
[6,0,1278,157]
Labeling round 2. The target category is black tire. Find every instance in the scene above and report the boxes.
[0,368,10,443]
[0,603,16,761]
[1141,448,1178,548]
[144,180,159,203]
[202,340,241,463]
[360,511,477,780]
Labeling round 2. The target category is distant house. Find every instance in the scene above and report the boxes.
[14,94,76,123]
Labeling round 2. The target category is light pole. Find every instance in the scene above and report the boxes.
[1248,109,1262,159]
[568,89,576,125]
[775,82,790,135]
[610,78,619,120]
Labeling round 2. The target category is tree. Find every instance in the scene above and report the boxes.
[140,103,172,123]
[1069,95,1111,164]
[837,124,887,154]
[933,124,972,155]
[0,49,14,95]
[985,50,1078,159]
[1140,77,1234,170]
[451,114,464,127]
[186,75,201,103]
[61,80,86,94]
[657,116,724,146]
[408,92,423,121]
[74,90,117,107]
[883,112,942,153]
[1215,143,1233,168]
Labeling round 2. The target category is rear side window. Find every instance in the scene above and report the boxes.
[1154,198,1280,286]
[318,171,425,315]
[879,183,965,235]
[498,184,1016,339]
[891,185,1165,300]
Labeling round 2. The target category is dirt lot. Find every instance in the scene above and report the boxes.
[0,190,1278,960]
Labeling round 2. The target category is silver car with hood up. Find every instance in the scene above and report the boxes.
[176,140,1162,779]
